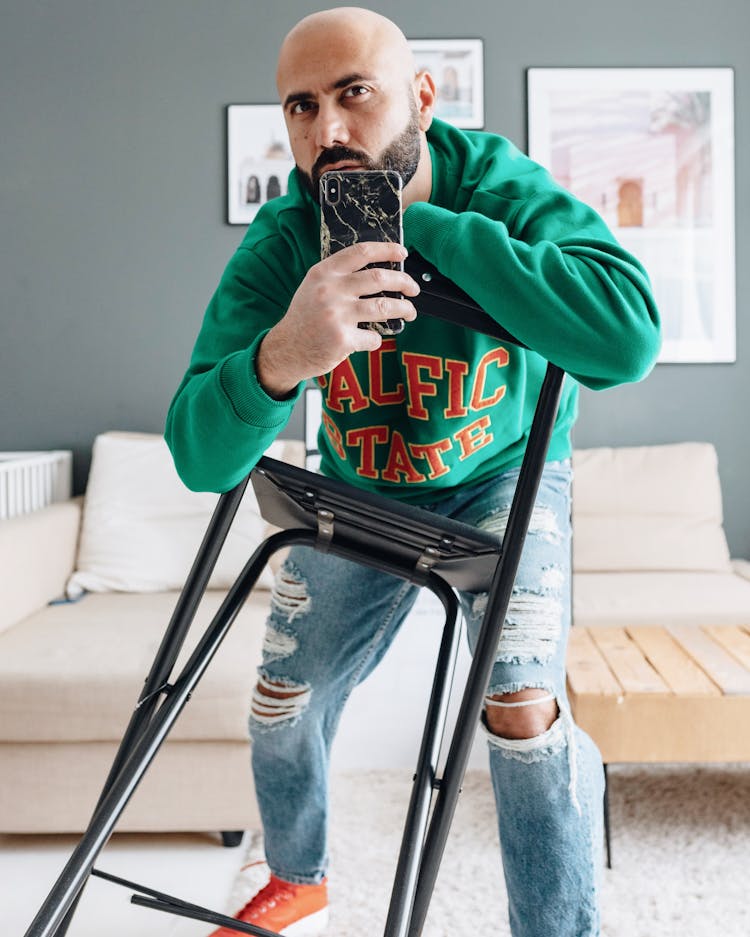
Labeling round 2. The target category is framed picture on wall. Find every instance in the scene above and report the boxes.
[226,104,295,225]
[527,67,736,363]
[408,39,484,129]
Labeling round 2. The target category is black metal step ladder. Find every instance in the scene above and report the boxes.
[23,255,566,937]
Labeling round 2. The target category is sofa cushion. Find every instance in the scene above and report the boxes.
[574,570,750,629]
[572,443,732,573]
[66,432,291,597]
[0,590,269,743]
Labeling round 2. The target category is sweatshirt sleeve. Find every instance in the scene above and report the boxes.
[403,187,661,390]
[165,242,305,493]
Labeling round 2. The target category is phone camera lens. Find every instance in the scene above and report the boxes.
[325,179,340,204]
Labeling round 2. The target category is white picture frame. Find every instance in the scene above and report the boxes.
[226,104,295,225]
[527,67,736,364]
[408,39,484,129]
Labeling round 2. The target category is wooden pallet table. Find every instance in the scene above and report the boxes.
[566,623,750,865]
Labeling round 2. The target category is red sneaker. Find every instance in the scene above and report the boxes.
[210,874,329,936]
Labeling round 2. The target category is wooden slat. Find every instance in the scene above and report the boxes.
[590,627,669,695]
[566,627,622,696]
[668,625,750,696]
[703,625,750,675]
[627,625,721,697]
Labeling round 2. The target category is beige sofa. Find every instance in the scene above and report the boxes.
[0,432,305,836]
[1,438,748,836]
[571,441,750,628]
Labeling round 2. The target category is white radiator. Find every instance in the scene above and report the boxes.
[0,450,73,520]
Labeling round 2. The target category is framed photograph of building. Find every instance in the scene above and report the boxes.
[226,104,295,225]
[527,67,736,363]
[408,39,484,129]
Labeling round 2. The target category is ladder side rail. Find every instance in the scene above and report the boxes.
[24,526,309,937]
[383,574,462,937]
[46,477,252,937]
[406,362,566,936]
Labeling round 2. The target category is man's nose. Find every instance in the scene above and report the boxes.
[314,103,350,150]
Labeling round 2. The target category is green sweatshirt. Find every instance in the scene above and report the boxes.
[165,119,660,497]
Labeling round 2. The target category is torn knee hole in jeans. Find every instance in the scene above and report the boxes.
[251,673,312,726]
[483,686,558,743]
[485,691,557,711]
[482,691,582,814]
[271,565,311,622]
[485,708,567,763]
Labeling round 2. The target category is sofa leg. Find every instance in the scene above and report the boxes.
[220,831,244,848]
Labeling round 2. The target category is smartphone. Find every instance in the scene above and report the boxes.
[320,169,405,336]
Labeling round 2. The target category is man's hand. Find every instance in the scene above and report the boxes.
[256,241,419,398]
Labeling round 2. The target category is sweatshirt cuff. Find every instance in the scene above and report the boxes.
[219,331,304,428]
[403,202,457,260]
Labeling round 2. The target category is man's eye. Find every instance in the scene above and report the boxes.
[291,101,314,115]
[343,86,369,99]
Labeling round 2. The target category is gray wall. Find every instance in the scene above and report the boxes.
[2,0,748,555]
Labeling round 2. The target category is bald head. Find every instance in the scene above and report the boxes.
[277,7,415,91]
[275,7,435,206]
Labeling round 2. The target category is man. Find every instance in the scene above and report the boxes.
[166,8,660,936]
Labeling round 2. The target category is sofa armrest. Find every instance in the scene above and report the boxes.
[731,559,750,582]
[0,498,82,634]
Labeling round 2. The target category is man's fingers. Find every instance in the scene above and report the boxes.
[326,239,408,271]
[354,296,417,324]
[350,325,384,355]
[349,265,420,298]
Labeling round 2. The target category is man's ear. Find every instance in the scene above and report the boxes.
[414,70,437,131]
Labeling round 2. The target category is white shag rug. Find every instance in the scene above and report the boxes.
[227,765,750,937]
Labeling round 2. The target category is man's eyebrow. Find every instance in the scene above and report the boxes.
[283,90,312,110]
[283,74,376,110]
[332,72,374,90]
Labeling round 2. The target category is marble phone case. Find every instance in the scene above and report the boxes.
[320,169,405,336]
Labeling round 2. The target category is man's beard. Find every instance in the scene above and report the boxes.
[298,98,421,198]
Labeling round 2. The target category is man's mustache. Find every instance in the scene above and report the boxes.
[312,146,373,179]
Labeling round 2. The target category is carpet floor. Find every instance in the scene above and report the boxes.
[226,764,750,937]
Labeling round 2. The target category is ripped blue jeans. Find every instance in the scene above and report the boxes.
[250,461,604,937]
